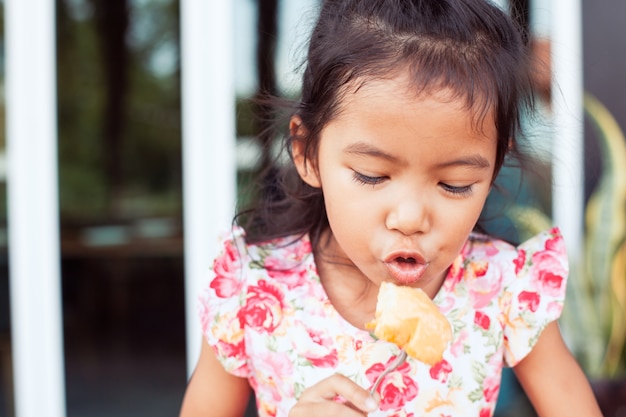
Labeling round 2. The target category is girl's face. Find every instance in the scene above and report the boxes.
[294,74,498,297]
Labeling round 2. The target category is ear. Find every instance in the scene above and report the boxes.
[290,116,322,188]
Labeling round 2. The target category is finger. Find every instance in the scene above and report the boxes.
[299,374,379,413]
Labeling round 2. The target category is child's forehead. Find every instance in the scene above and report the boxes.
[336,72,496,130]
[321,75,499,172]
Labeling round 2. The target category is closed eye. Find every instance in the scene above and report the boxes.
[440,182,474,197]
[352,171,387,186]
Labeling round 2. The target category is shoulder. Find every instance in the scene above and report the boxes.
[502,228,569,365]
[446,232,517,291]
[444,228,568,307]
[460,227,566,273]
[210,226,312,273]
[205,226,315,303]
[198,227,315,376]
[513,227,568,274]
[462,232,517,262]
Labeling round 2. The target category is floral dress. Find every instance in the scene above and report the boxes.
[200,227,568,417]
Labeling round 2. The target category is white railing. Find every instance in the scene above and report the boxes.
[551,0,584,261]
[179,0,237,376]
[5,1,66,416]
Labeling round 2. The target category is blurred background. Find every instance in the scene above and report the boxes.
[0,0,625,416]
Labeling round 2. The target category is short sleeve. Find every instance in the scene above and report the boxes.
[503,227,568,367]
[199,227,250,377]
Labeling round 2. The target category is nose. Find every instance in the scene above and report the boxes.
[385,195,431,236]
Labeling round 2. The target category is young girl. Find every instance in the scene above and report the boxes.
[180,0,603,416]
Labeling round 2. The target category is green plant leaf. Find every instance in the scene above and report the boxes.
[583,93,626,375]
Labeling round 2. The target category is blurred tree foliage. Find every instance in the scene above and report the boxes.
[56,0,182,222]
[2,0,285,225]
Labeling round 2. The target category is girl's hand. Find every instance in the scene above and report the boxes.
[289,374,380,417]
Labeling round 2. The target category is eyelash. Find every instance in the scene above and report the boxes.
[440,183,474,197]
[352,171,475,197]
[352,171,387,186]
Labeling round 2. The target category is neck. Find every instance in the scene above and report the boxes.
[314,231,379,330]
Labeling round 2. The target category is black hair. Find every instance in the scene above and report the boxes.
[238,0,535,247]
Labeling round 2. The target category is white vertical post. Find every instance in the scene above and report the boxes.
[5,0,66,416]
[551,0,584,259]
[180,1,236,376]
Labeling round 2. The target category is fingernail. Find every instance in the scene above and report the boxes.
[365,396,378,411]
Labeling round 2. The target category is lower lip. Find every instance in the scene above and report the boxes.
[384,261,429,285]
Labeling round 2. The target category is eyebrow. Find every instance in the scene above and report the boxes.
[436,154,492,169]
[343,142,400,163]
[343,142,491,169]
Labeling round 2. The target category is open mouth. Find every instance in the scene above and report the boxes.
[384,254,429,285]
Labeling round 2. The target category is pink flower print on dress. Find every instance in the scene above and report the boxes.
[450,330,468,357]
[237,279,285,333]
[306,350,338,368]
[210,274,244,299]
[303,328,339,368]
[265,257,309,290]
[264,242,310,290]
[437,295,456,315]
[547,300,564,316]
[468,261,489,278]
[199,301,213,335]
[216,339,245,361]
[536,270,565,297]
[445,255,466,291]
[529,250,567,298]
[256,350,295,401]
[517,291,540,312]
[474,311,491,330]
[366,357,418,411]
[545,228,565,252]
[258,400,277,417]
[388,411,415,417]
[429,359,453,383]
[467,261,502,309]
[513,249,526,274]
[483,375,501,404]
[479,407,492,417]
[211,239,242,294]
